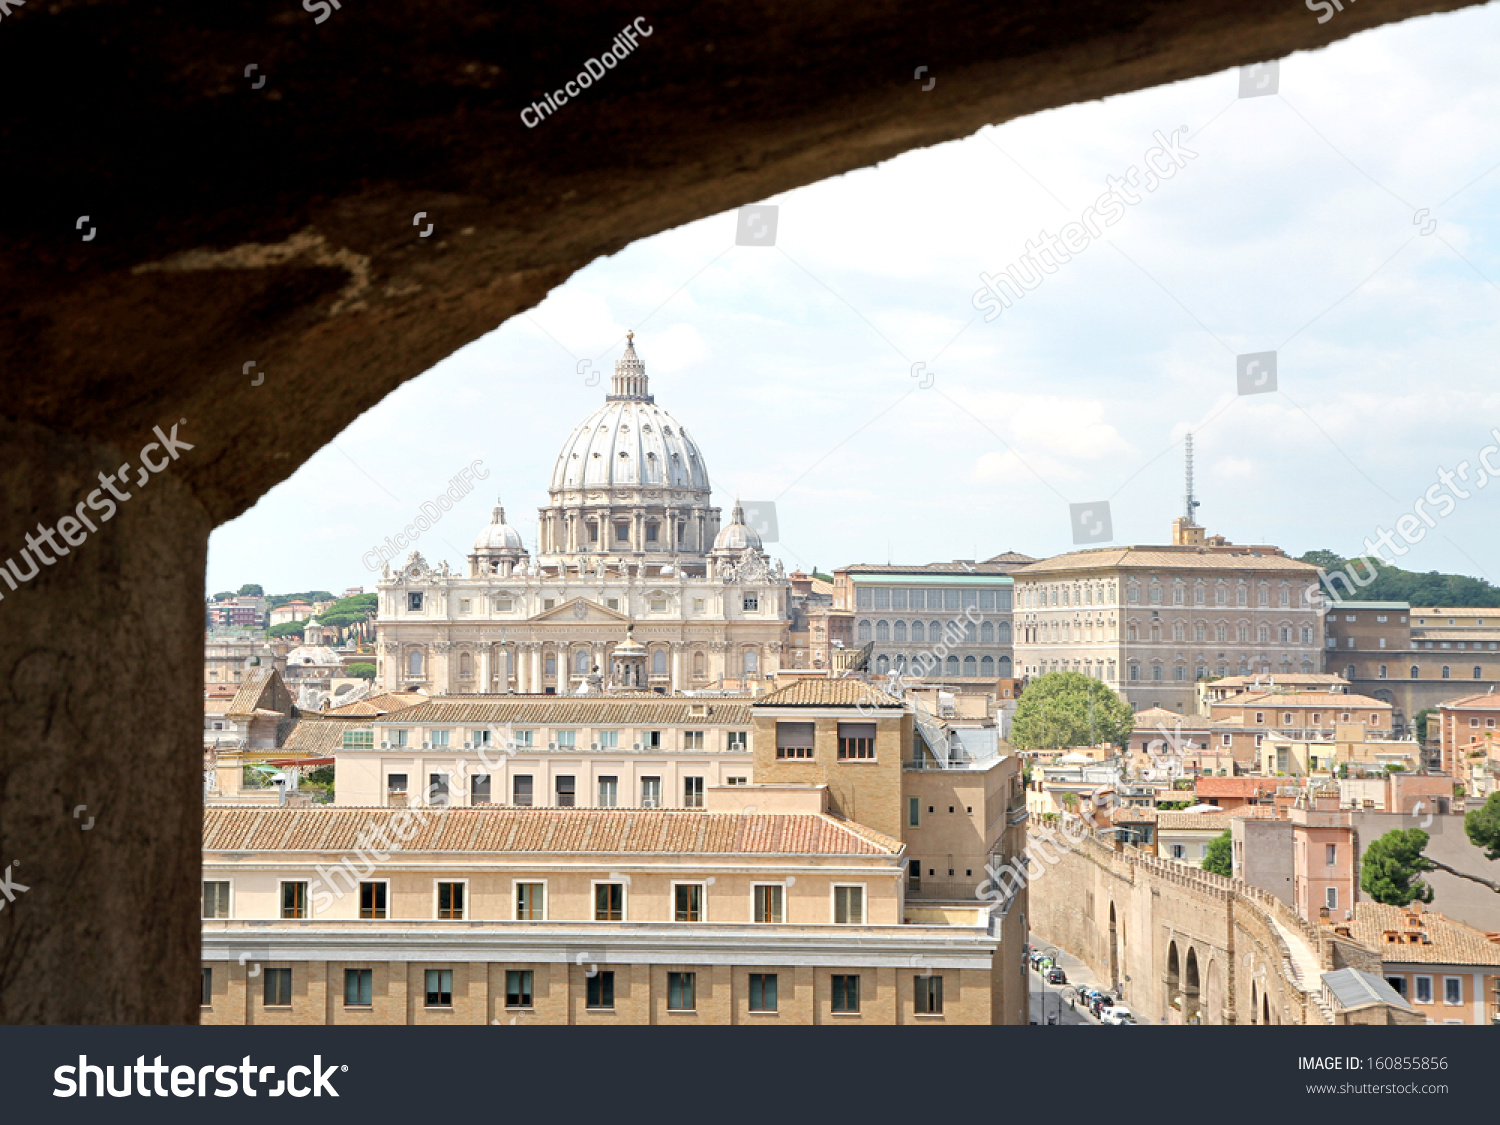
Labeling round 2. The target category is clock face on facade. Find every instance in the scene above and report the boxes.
[408,567,422,580]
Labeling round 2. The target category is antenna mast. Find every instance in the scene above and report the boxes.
[1184,433,1201,523]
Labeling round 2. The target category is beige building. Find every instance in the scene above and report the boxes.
[1013,520,1324,714]
[372,338,791,696]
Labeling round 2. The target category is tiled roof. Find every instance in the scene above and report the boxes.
[282,718,370,755]
[384,698,754,725]
[1132,706,1205,728]
[1157,811,1232,832]
[1213,673,1347,688]
[842,561,1019,575]
[1436,693,1500,711]
[202,807,903,856]
[1195,777,1279,798]
[1351,902,1500,967]
[1222,691,1392,709]
[807,577,835,596]
[755,679,904,708]
[325,691,427,718]
[1015,547,1318,574]
[226,670,274,719]
[984,551,1039,566]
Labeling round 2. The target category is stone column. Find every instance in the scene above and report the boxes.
[516,643,530,693]
[479,645,492,694]
[531,644,544,692]
[432,641,453,693]
[670,642,684,693]
[710,642,727,685]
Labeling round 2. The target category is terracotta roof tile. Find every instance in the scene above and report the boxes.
[1195,777,1279,798]
[1351,902,1500,967]
[386,697,754,726]
[282,718,370,755]
[755,679,904,708]
[202,806,903,856]
[1016,547,1318,574]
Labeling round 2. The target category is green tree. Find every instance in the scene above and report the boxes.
[1009,672,1134,750]
[212,590,235,601]
[267,621,306,639]
[1412,708,1435,744]
[1202,831,1233,877]
[348,662,377,680]
[1359,829,1436,906]
[1466,791,1500,861]
[237,583,264,596]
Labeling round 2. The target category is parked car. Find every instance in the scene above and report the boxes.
[1102,1006,1136,1025]
[1074,983,1093,1001]
[1045,967,1068,985]
[1088,994,1115,1017]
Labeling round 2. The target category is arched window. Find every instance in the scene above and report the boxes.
[945,654,960,675]
[1345,664,1355,680]
[963,655,977,677]
[652,649,667,675]
[997,655,1011,676]
[1475,666,1484,679]
[964,620,977,642]
[1410,665,1420,679]
[893,620,907,643]
[575,649,590,674]
[981,655,994,676]
[407,650,423,676]
[980,621,994,643]
[930,620,942,639]
[744,649,759,674]
[459,651,473,677]
[894,654,907,671]
[1441,665,1451,679]
[875,654,890,674]
[1194,622,1206,642]
[998,621,1012,643]
[693,651,706,677]
[857,619,872,643]
[876,620,890,643]
[910,621,925,643]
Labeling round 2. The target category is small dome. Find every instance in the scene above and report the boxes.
[474,500,525,552]
[713,501,762,551]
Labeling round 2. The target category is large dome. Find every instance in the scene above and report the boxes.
[548,336,709,493]
[474,500,525,551]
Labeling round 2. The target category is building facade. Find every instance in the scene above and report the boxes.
[373,338,791,695]
[1013,523,1324,713]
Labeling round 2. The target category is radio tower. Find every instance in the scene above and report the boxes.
[1184,433,1201,523]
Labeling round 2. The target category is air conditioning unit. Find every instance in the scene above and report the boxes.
[641,798,658,808]
[422,742,431,749]
[380,741,390,749]
[548,742,558,750]
[590,743,600,750]
[632,742,642,751]
[463,741,473,749]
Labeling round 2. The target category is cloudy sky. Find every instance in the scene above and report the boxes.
[208,6,1500,596]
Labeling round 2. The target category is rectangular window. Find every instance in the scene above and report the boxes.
[1386,976,1407,997]
[556,730,576,748]
[264,968,292,1007]
[393,729,410,748]
[727,730,748,751]
[459,599,471,613]
[908,858,921,891]
[202,881,230,919]
[667,971,697,1012]
[727,776,747,785]
[675,883,704,922]
[640,776,662,807]
[436,882,466,920]
[494,596,513,612]
[776,721,816,759]
[1444,977,1463,1005]
[832,974,860,1014]
[387,772,408,794]
[833,885,864,924]
[431,729,450,748]
[342,729,375,749]
[515,882,545,921]
[684,730,705,750]
[471,774,491,803]
[753,884,784,923]
[598,776,618,807]
[645,523,658,543]
[201,967,213,1006]
[555,775,576,807]
[1170,844,1186,860]
[1325,844,1337,866]
[506,970,534,1009]
[407,592,423,611]
[513,775,533,806]
[598,729,619,748]
[426,773,449,806]
[743,594,759,612]
[595,882,625,921]
[1415,975,1433,1005]
[586,970,615,1010]
[359,881,387,919]
[647,730,662,749]
[683,776,705,808]
[1325,886,1338,910]
[916,975,943,1015]
[749,973,778,1013]
[908,797,920,827]
[425,968,453,1007]
[280,882,308,919]
[472,728,491,746]
[344,968,372,1007]
[837,721,876,760]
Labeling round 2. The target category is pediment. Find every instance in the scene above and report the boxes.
[530,597,632,623]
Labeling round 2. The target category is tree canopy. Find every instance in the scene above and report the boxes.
[348,663,377,681]
[1009,672,1134,750]
[1297,551,1500,607]
[1466,791,1500,861]
[1202,831,1233,877]
[237,583,264,596]
[1359,829,1436,906]
[267,621,307,639]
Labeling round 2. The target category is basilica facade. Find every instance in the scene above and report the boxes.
[373,336,791,695]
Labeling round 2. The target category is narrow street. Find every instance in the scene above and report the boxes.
[1026,936,1147,1026]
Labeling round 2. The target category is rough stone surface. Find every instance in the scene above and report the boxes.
[0,0,1482,1021]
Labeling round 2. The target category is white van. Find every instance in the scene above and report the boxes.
[1101,1005,1136,1025]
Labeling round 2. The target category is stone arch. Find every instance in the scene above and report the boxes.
[1203,957,1222,1025]
[1108,900,1119,990]
[1165,941,1181,1017]
[1250,982,1259,1025]
[1183,947,1201,1022]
